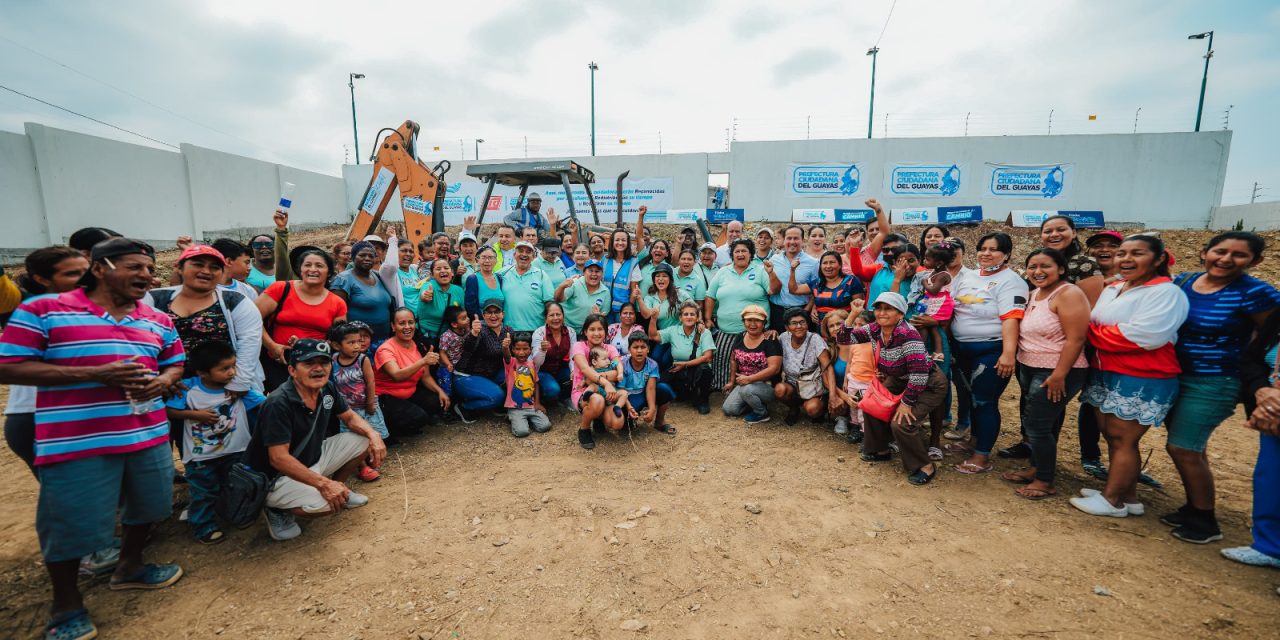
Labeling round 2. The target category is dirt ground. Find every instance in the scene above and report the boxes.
[1,223,1279,639]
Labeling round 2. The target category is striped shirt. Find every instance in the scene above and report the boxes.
[0,289,184,465]
[835,320,932,406]
[1174,273,1280,377]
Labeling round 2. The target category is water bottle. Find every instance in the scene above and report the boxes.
[128,374,164,415]
[278,181,296,212]
[912,300,929,316]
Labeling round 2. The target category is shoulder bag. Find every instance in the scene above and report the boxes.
[858,339,904,422]
[216,394,321,528]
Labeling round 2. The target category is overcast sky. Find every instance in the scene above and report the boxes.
[1,0,1276,205]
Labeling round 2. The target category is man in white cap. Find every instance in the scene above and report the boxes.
[503,192,555,237]
[501,241,553,332]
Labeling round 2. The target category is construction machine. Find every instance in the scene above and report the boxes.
[347,120,451,247]
[466,160,616,243]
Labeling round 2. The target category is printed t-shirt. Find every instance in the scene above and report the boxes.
[949,268,1029,342]
[534,257,568,289]
[501,266,553,331]
[397,269,426,318]
[659,325,716,362]
[1175,272,1280,377]
[569,341,619,407]
[673,269,707,302]
[504,357,539,409]
[166,377,265,463]
[262,281,348,346]
[330,271,394,339]
[708,263,771,334]
[331,353,371,407]
[732,334,782,378]
[620,357,660,397]
[808,274,864,319]
[373,339,425,400]
[561,279,611,331]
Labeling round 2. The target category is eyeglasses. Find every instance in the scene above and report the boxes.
[250,241,274,249]
[483,309,502,315]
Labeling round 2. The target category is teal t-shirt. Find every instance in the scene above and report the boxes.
[417,280,463,337]
[560,279,611,331]
[533,257,567,289]
[643,293,684,330]
[398,268,427,318]
[246,265,274,291]
[501,266,553,331]
[707,263,771,334]
[673,269,707,302]
[469,271,504,311]
[659,324,716,362]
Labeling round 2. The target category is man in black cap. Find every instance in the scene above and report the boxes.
[534,236,569,289]
[245,338,387,541]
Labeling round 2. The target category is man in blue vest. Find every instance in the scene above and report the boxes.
[503,192,555,237]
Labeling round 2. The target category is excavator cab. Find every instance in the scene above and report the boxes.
[466,160,615,243]
[348,120,451,249]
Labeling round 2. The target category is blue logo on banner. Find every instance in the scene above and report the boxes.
[1058,210,1105,228]
[833,208,875,223]
[446,183,462,194]
[936,206,983,224]
[792,164,860,196]
[990,164,1068,199]
[706,208,745,224]
[890,164,961,196]
[1043,166,1064,198]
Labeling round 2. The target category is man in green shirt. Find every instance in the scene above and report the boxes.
[555,260,611,332]
[499,242,553,332]
[533,237,567,289]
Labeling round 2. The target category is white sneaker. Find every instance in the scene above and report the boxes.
[265,508,302,540]
[345,491,369,509]
[1069,493,1129,518]
[1078,488,1144,515]
[833,417,849,435]
[927,446,944,461]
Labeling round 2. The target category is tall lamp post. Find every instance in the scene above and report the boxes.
[475,138,484,160]
[1188,31,1214,132]
[588,61,599,156]
[865,47,878,139]
[348,73,365,163]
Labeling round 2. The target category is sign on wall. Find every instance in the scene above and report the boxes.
[891,207,935,225]
[705,208,745,224]
[1010,210,1106,228]
[789,163,862,197]
[936,206,984,224]
[888,163,964,197]
[987,163,1071,199]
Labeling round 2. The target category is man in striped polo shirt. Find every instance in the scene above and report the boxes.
[0,238,186,640]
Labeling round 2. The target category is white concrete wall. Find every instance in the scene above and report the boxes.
[1209,201,1280,231]
[0,123,345,260]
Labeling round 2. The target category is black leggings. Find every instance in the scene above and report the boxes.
[662,364,712,406]
[3,412,36,476]
[378,388,442,436]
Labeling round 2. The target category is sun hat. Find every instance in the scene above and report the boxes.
[740,304,768,322]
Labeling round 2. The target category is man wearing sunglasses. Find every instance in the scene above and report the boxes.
[246,234,276,291]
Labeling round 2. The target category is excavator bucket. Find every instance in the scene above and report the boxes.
[348,120,449,248]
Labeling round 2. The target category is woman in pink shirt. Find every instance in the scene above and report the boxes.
[570,314,626,449]
[1000,249,1090,500]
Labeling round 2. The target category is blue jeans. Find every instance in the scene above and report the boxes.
[454,371,506,411]
[185,454,239,537]
[538,367,573,404]
[626,382,675,410]
[651,342,673,372]
[1016,365,1086,483]
[951,339,1011,456]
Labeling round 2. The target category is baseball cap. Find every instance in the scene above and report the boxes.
[362,234,387,246]
[458,230,478,244]
[740,304,768,322]
[756,227,776,239]
[177,244,226,266]
[1085,230,1124,246]
[872,291,908,314]
[288,338,332,365]
[539,237,561,250]
[481,298,504,311]
[515,241,536,252]
[652,262,674,276]
[583,259,604,271]
[699,242,718,253]
[527,192,542,201]
[91,238,155,262]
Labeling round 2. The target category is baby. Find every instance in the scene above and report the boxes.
[912,244,957,361]
[587,345,628,418]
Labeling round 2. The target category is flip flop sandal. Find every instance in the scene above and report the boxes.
[943,442,973,454]
[1000,470,1035,484]
[109,563,183,591]
[654,423,677,435]
[953,461,993,475]
[46,608,96,640]
[1016,487,1058,501]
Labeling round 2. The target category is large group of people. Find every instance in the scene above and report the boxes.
[1,193,1279,639]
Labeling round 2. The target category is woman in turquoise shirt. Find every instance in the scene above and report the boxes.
[463,246,503,319]
[417,259,464,342]
[704,239,781,388]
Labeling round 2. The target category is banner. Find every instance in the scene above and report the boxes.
[833,208,876,223]
[789,162,862,197]
[888,163,963,197]
[439,177,674,225]
[890,207,936,225]
[1057,210,1106,228]
[987,163,1071,199]
[647,208,701,224]
[936,205,984,224]
[1008,210,1055,227]
[791,208,836,222]
[360,167,397,216]
[705,208,745,224]
[1009,210,1106,228]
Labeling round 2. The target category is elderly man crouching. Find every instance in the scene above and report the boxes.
[245,338,386,541]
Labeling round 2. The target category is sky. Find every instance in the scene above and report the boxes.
[1,0,1277,205]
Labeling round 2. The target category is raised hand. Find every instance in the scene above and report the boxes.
[273,209,289,231]
[463,215,478,231]
[420,285,434,303]
[175,235,193,251]
[864,198,881,212]
[637,205,648,218]
[470,317,482,337]
[423,345,440,366]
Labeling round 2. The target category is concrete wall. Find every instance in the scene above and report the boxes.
[0,123,345,261]
[345,131,1229,230]
[1209,201,1280,231]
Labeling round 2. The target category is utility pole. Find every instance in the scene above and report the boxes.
[806,115,811,140]
[1188,31,1214,132]
[348,73,365,163]
[1252,182,1263,203]
[524,136,528,158]
[1223,104,1234,130]
[964,111,970,137]
[658,130,662,154]
[588,61,599,156]
[475,138,484,160]
[1134,107,1142,133]
[1048,109,1054,135]
[459,139,464,159]
[866,46,879,139]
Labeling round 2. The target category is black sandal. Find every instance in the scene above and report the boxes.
[860,451,892,462]
[908,467,936,486]
[578,429,595,450]
[655,423,677,435]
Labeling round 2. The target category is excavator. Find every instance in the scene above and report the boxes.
[347,120,451,246]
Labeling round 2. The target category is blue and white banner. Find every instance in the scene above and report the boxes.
[890,207,936,225]
[833,208,876,223]
[1057,210,1105,228]
[789,162,862,197]
[888,163,963,197]
[705,208,745,224]
[987,163,1071,199]
[647,208,701,224]
[936,206,984,224]
[438,177,674,224]
[1009,210,1105,228]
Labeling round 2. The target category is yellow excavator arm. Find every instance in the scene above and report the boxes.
[348,120,450,249]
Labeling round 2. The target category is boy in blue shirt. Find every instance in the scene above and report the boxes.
[165,341,266,544]
[618,334,677,435]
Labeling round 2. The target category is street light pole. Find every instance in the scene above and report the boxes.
[475,138,484,160]
[348,73,365,163]
[866,47,879,139]
[1188,31,1214,132]
[588,61,599,156]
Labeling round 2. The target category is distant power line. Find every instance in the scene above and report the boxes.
[0,83,178,149]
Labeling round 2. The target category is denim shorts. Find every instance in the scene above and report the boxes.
[1165,375,1240,452]
[1082,371,1179,427]
[36,444,174,562]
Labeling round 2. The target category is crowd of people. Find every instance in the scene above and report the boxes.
[1,191,1279,638]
